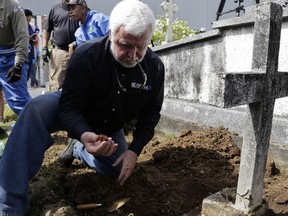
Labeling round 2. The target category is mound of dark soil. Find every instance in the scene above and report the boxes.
[27,127,288,216]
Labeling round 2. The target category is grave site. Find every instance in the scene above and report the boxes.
[23,1,288,216]
[26,127,288,216]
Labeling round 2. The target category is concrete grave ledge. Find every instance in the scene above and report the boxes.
[152,29,222,52]
[201,188,268,216]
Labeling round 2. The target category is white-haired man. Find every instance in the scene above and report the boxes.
[0,1,164,215]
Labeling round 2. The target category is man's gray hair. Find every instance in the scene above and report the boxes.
[109,0,155,38]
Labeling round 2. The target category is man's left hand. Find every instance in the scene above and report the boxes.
[6,65,22,83]
[113,150,138,185]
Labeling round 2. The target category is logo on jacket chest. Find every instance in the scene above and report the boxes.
[131,82,151,91]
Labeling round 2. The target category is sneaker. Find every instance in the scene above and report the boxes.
[59,138,77,167]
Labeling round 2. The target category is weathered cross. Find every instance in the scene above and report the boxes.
[160,0,178,43]
[219,2,286,213]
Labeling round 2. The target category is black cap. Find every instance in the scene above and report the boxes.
[62,0,88,11]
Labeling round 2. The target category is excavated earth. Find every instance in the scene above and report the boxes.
[26,127,288,216]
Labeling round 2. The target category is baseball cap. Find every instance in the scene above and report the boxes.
[62,0,88,11]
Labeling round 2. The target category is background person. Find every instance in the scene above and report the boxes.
[24,9,39,87]
[0,0,31,116]
[62,0,109,52]
[29,45,40,88]
[42,0,79,91]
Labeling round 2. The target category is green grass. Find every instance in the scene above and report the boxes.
[3,104,17,122]
[0,104,17,142]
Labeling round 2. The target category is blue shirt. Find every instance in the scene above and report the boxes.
[75,10,109,45]
[28,24,37,62]
[32,49,40,64]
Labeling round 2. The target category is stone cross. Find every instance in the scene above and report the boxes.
[160,0,178,42]
[222,2,286,213]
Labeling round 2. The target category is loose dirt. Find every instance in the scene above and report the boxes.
[26,127,288,216]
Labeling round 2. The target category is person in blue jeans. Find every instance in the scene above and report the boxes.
[29,48,40,88]
[0,1,165,215]
[0,51,31,116]
[24,9,40,87]
[0,0,32,116]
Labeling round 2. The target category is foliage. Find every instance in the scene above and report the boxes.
[0,104,17,143]
[3,104,17,122]
[152,15,198,46]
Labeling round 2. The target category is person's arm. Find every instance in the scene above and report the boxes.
[98,13,110,36]
[6,3,28,83]
[58,48,94,139]
[10,4,29,64]
[42,29,51,48]
[41,6,56,62]
[59,44,119,157]
[114,57,165,186]
[129,59,165,156]
[41,29,51,62]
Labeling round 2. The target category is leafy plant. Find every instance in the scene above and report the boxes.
[152,15,198,46]
[0,104,17,143]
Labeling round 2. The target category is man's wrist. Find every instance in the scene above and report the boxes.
[14,62,23,69]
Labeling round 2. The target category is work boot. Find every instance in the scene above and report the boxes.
[59,138,77,167]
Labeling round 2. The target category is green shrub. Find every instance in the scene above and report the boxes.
[152,15,198,46]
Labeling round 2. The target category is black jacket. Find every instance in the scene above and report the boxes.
[58,36,165,155]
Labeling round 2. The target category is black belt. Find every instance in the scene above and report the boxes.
[52,45,69,51]
[0,45,14,49]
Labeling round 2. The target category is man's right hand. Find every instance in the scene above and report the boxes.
[42,46,50,62]
[6,64,22,83]
[113,150,138,185]
[80,132,118,157]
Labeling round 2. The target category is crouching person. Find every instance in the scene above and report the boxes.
[0,0,165,215]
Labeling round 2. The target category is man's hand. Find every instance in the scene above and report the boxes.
[68,42,76,57]
[6,64,22,83]
[80,132,118,156]
[113,150,138,186]
[42,46,50,62]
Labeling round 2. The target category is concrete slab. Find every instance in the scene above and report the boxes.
[201,188,268,216]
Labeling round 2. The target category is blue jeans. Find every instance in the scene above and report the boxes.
[28,62,38,87]
[0,47,31,115]
[0,91,127,215]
